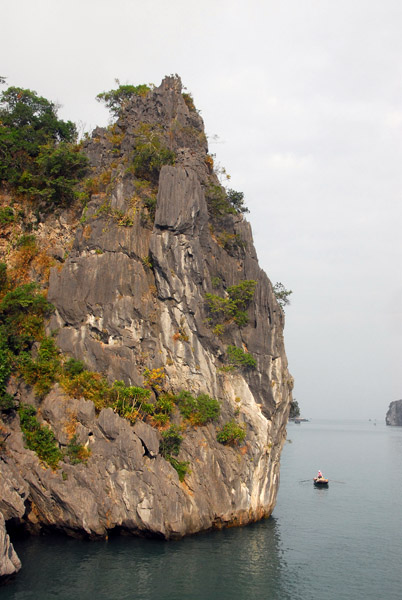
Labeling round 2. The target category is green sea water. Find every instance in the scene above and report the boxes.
[2,420,401,599]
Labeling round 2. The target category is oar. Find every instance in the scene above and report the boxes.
[299,478,345,484]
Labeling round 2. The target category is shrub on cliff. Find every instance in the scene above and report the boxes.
[177,391,220,425]
[0,331,13,410]
[159,424,190,482]
[0,206,15,225]
[216,420,246,445]
[206,185,249,218]
[111,381,152,422]
[18,142,88,205]
[159,425,183,457]
[129,124,175,185]
[226,189,249,214]
[18,404,63,469]
[96,81,152,117]
[0,86,87,205]
[65,434,91,465]
[205,280,257,329]
[0,265,54,410]
[63,358,85,377]
[0,282,53,353]
[60,369,112,411]
[226,345,257,370]
[0,263,7,293]
[273,282,293,309]
[18,337,61,398]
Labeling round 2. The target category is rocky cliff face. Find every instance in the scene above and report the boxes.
[0,76,292,574]
[0,513,21,580]
[386,400,402,426]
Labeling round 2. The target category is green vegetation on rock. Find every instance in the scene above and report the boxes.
[65,434,91,465]
[0,86,88,205]
[129,123,176,185]
[0,263,53,409]
[216,420,246,445]
[18,404,63,469]
[0,283,52,353]
[159,424,190,482]
[206,279,257,329]
[226,345,257,370]
[18,337,61,398]
[182,92,196,112]
[226,189,249,214]
[273,282,293,310]
[176,391,220,425]
[96,81,152,117]
[206,185,249,218]
[0,331,13,411]
[167,457,191,482]
[159,424,183,457]
[0,206,15,224]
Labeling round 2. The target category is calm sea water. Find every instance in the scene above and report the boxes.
[3,420,402,600]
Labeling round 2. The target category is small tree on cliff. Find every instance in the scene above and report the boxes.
[273,282,293,310]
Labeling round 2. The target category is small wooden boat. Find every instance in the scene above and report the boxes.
[314,477,329,487]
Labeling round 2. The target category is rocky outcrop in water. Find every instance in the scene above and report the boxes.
[386,400,402,426]
[0,447,26,581]
[0,76,293,557]
[0,513,21,580]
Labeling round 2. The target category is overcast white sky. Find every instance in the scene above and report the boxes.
[2,0,401,419]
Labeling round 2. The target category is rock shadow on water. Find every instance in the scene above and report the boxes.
[2,518,294,600]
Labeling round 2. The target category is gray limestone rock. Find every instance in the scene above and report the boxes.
[0,457,29,521]
[386,400,402,426]
[0,512,21,580]
[0,75,293,547]
[133,420,160,457]
[154,166,208,234]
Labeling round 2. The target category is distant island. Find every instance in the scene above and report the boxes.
[289,399,300,419]
[386,400,402,426]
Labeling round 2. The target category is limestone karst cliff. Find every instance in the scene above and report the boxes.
[0,76,293,577]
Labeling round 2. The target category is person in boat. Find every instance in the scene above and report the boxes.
[317,470,323,479]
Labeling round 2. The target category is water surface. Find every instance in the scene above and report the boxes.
[3,420,401,599]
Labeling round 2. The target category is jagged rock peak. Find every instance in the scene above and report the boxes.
[85,75,209,185]
[120,74,202,132]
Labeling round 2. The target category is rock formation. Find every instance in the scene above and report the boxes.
[386,400,402,426]
[0,513,21,580]
[0,76,293,575]
[0,435,26,580]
